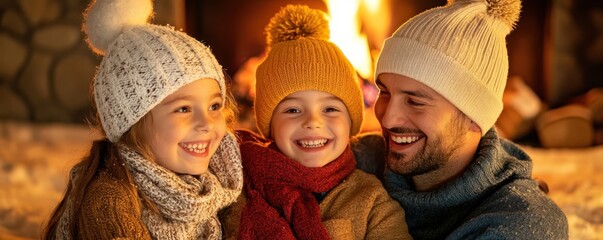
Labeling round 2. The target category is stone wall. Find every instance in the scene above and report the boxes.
[2,0,602,125]
[0,0,183,124]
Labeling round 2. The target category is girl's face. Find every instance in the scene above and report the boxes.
[147,78,226,175]
[271,90,351,168]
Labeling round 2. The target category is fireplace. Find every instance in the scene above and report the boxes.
[0,0,600,144]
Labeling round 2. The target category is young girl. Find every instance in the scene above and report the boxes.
[221,5,411,239]
[43,0,242,239]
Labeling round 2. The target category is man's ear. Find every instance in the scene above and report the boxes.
[460,111,482,134]
[468,120,482,133]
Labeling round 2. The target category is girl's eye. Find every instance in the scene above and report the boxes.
[210,102,222,111]
[284,108,301,114]
[175,106,191,113]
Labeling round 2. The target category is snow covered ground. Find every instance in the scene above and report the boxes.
[527,145,603,240]
[0,121,601,239]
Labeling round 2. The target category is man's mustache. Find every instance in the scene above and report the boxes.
[385,127,422,135]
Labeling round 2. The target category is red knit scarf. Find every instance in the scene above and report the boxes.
[238,140,356,240]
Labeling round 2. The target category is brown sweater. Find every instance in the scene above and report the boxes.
[64,133,243,239]
[222,169,411,240]
[77,172,151,239]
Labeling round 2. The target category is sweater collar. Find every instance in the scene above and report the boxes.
[384,128,532,207]
[120,132,243,239]
[384,129,534,238]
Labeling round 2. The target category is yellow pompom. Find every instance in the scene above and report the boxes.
[265,5,330,47]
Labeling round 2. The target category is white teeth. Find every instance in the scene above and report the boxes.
[391,135,419,144]
[298,139,328,148]
[180,143,208,153]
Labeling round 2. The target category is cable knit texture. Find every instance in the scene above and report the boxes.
[359,129,568,239]
[56,133,243,239]
[221,130,411,240]
[223,170,412,240]
[255,5,364,138]
[375,0,521,135]
[83,0,226,142]
[238,140,355,239]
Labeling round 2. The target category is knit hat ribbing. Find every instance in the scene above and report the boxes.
[84,0,225,142]
[255,5,364,138]
[375,0,521,135]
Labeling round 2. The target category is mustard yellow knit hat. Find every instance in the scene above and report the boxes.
[375,0,521,135]
[255,5,364,138]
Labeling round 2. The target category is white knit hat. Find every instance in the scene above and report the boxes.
[83,0,225,142]
[375,0,521,135]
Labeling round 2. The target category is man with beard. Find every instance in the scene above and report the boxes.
[354,0,569,239]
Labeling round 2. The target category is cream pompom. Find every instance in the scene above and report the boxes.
[265,5,330,48]
[449,0,521,30]
[83,0,153,55]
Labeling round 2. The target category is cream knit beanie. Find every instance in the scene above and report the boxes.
[255,5,364,138]
[84,0,225,142]
[375,0,521,135]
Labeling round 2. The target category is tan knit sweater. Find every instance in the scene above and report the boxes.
[221,169,411,240]
[77,172,151,239]
[57,133,243,239]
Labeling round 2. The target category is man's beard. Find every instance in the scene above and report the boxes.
[386,113,466,176]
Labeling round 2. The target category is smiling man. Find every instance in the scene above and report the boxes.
[358,0,569,239]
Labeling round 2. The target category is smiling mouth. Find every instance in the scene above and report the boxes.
[390,135,420,144]
[297,139,328,148]
[179,142,208,153]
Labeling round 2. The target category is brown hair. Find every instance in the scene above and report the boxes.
[42,111,153,239]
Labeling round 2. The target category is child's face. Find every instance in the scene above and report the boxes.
[147,78,226,175]
[271,90,351,168]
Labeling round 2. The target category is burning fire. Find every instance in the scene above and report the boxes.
[325,0,390,81]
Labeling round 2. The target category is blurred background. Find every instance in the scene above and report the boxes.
[0,0,602,239]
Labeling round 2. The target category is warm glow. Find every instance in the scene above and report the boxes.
[362,0,391,51]
[364,0,381,13]
[325,0,374,80]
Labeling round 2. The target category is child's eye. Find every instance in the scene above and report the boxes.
[175,106,191,113]
[324,107,340,113]
[284,108,301,114]
[209,102,222,111]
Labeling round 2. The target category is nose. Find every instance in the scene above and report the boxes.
[302,111,323,129]
[194,111,213,132]
[376,98,406,130]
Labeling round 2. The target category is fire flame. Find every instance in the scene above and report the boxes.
[325,0,390,81]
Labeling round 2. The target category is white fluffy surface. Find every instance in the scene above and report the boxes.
[83,0,153,55]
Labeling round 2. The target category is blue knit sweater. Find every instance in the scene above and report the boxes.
[354,129,568,240]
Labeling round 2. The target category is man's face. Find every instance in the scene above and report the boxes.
[374,73,471,176]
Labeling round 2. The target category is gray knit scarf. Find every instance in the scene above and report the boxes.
[56,132,243,239]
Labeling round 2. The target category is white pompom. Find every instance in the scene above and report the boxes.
[448,0,521,30]
[83,0,153,55]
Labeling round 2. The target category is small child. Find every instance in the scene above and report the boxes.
[43,0,242,239]
[222,5,411,240]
